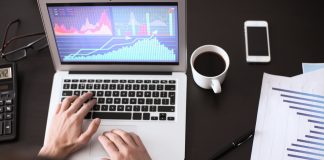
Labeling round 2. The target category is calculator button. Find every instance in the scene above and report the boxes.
[4,121,11,135]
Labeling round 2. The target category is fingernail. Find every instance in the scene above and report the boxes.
[95,118,101,124]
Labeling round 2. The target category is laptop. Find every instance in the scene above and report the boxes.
[37,0,187,159]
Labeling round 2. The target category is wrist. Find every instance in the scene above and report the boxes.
[38,145,67,159]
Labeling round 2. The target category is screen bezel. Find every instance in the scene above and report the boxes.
[244,21,271,63]
[38,0,187,72]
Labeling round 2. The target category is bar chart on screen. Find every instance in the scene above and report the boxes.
[47,5,179,63]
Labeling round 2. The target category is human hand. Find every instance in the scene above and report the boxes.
[98,129,151,160]
[38,92,101,159]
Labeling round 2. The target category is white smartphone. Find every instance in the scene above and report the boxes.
[244,20,271,63]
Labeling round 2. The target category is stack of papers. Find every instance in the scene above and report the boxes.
[251,63,324,160]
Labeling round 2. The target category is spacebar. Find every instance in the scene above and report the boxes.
[92,112,132,119]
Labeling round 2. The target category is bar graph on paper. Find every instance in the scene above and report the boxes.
[273,87,324,160]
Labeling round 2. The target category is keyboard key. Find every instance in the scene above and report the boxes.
[98,98,105,104]
[141,106,148,112]
[102,84,108,90]
[93,112,131,120]
[112,80,119,83]
[133,113,142,120]
[161,80,167,83]
[0,113,3,120]
[130,98,137,104]
[152,80,159,83]
[78,84,85,89]
[144,80,151,83]
[161,92,167,97]
[117,84,124,90]
[141,85,148,90]
[109,105,117,111]
[64,79,71,82]
[128,80,135,83]
[93,105,100,111]
[113,91,119,97]
[149,85,156,90]
[122,98,129,104]
[117,105,124,111]
[5,106,12,112]
[151,116,158,120]
[136,91,143,97]
[144,92,151,97]
[71,84,77,89]
[101,105,108,111]
[125,84,132,90]
[62,91,72,96]
[97,91,104,97]
[169,80,176,84]
[72,79,79,83]
[121,91,127,97]
[104,80,111,83]
[96,79,103,83]
[146,99,153,104]
[0,101,3,106]
[88,79,94,83]
[86,84,93,89]
[154,99,161,105]
[133,105,140,111]
[136,80,143,83]
[80,79,87,83]
[138,99,145,104]
[74,91,80,96]
[165,85,176,90]
[168,117,175,121]
[159,113,167,120]
[106,98,113,104]
[125,105,132,111]
[162,99,169,105]
[94,84,100,89]
[109,84,116,90]
[158,106,175,112]
[129,91,135,97]
[63,84,70,89]
[153,92,159,97]
[120,80,127,83]
[105,91,112,97]
[143,113,150,120]
[0,107,3,113]
[133,84,140,90]
[150,106,157,112]
[114,98,121,104]
[157,85,163,90]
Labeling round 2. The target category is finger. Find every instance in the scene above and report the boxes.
[55,103,62,114]
[67,92,93,113]
[111,129,137,146]
[76,99,97,118]
[104,132,127,150]
[129,132,145,147]
[98,135,119,156]
[78,118,101,145]
[61,96,78,111]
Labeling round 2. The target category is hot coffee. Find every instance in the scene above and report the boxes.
[193,52,226,77]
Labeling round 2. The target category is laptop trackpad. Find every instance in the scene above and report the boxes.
[90,125,138,159]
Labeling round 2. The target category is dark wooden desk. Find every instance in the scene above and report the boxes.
[1,0,324,159]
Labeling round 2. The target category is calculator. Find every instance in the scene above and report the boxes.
[0,63,17,141]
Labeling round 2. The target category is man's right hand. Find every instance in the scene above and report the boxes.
[98,129,151,160]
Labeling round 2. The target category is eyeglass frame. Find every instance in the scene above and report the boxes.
[0,19,47,62]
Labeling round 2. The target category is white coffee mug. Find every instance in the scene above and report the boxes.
[190,45,230,93]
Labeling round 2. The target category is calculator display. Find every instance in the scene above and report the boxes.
[0,67,12,80]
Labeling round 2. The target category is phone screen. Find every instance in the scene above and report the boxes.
[247,27,269,56]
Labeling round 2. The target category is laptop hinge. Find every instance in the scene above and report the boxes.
[69,71,172,75]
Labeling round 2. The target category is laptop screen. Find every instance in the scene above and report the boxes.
[47,3,179,65]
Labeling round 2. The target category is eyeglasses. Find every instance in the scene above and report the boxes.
[0,19,48,62]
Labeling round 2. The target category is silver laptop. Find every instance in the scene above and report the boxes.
[38,0,187,159]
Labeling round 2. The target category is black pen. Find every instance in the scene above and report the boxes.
[209,130,254,160]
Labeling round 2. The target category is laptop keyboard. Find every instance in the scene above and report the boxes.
[61,79,176,121]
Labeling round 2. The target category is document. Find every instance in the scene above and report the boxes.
[251,69,324,160]
[302,63,324,73]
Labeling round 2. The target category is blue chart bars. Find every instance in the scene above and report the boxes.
[48,5,179,63]
[273,87,324,160]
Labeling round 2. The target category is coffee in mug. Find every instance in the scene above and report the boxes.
[190,45,230,94]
